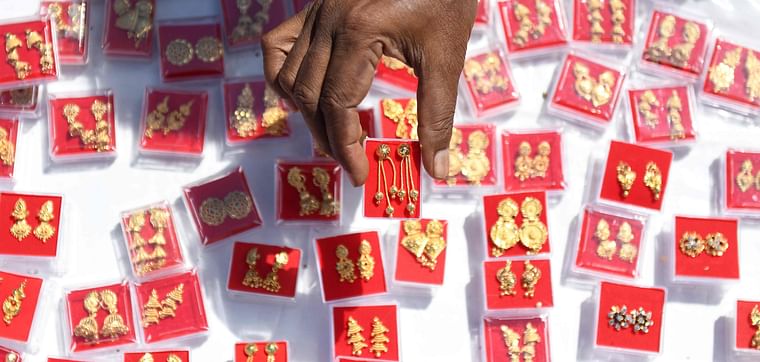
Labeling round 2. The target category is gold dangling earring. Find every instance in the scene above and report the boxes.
[490,198,520,257]
[164,100,194,135]
[242,247,263,289]
[99,290,129,338]
[244,343,258,362]
[335,244,357,283]
[265,343,279,362]
[617,221,638,263]
[0,127,15,166]
[312,167,339,217]
[512,3,535,47]
[610,0,627,43]
[262,251,288,293]
[501,325,522,361]
[521,260,541,298]
[141,289,161,327]
[496,260,516,297]
[515,141,533,181]
[9,198,31,241]
[357,240,375,281]
[670,22,700,67]
[346,316,368,356]
[397,143,418,215]
[33,200,56,242]
[287,167,319,216]
[638,90,661,128]
[2,280,26,325]
[531,141,551,179]
[666,90,685,140]
[643,162,662,201]
[646,15,675,60]
[25,30,54,74]
[233,83,257,137]
[368,317,390,358]
[594,219,616,260]
[522,322,541,361]
[587,0,604,43]
[158,284,184,320]
[144,96,169,138]
[73,291,100,341]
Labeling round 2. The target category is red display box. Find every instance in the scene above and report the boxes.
[627,85,697,145]
[702,38,760,115]
[313,108,375,157]
[497,0,568,57]
[735,300,760,354]
[502,130,565,193]
[0,17,60,89]
[135,269,208,344]
[227,241,301,299]
[234,341,288,362]
[120,201,185,279]
[124,351,189,361]
[434,124,498,188]
[573,205,646,280]
[482,315,550,362]
[0,87,40,116]
[275,160,341,224]
[41,1,89,65]
[483,258,553,312]
[640,9,710,79]
[314,231,387,302]
[139,88,208,156]
[220,0,288,49]
[462,50,520,118]
[571,0,634,46]
[363,139,421,219]
[103,0,155,58]
[379,99,417,140]
[157,18,225,82]
[394,219,447,286]
[724,149,760,214]
[222,76,291,145]
[0,118,19,179]
[374,56,417,94]
[48,91,117,161]
[183,167,263,246]
[598,140,673,211]
[0,271,44,345]
[673,216,739,282]
[0,348,20,362]
[475,0,490,27]
[595,281,665,354]
[64,281,137,353]
[48,358,82,362]
[548,53,625,127]
[331,304,399,361]
[482,192,551,258]
[0,192,63,258]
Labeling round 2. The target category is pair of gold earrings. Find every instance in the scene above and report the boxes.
[244,342,279,362]
[165,36,223,66]
[230,0,272,42]
[708,47,760,101]
[243,248,288,293]
[48,2,86,41]
[5,30,54,80]
[127,208,169,276]
[573,62,616,108]
[586,0,626,43]
[608,305,654,334]
[490,197,548,256]
[346,316,390,358]
[646,16,700,67]
[400,220,446,271]
[463,52,508,95]
[594,219,637,263]
[501,322,541,362]
[447,128,491,185]
[145,96,194,138]
[232,84,288,138]
[286,167,338,217]
[616,161,662,201]
[679,231,729,258]
[141,284,184,327]
[336,241,375,283]
[10,199,55,242]
[138,352,182,362]
[382,99,418,140]
[637,90,685,140]
[198,191,253,226]
[374,143,419,217]
[514,141,550,181]
[64,100,113,152]
[2,280,26,326]
[0,126,14,167]
[113,0,153,48]
[736,160,760,192]
[73,290,130,341]
[496,260,542,299]
[512,0,553,47]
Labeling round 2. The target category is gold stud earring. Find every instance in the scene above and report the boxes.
[594,219,616,261]
[705,232,729,257]
[501,325,522,362]
[224,190,253,220]
[73,291,100,341]
[264,342,279,362]
[521,260,541,298]
[369,317,390,358]
[287,167,319,216]
[2,280,26,325]
[244,343,258,362]
[262,251,288,293]
[313,167,339,217]
[0,127,15,166]
[243,247,263,289]
[532,141,551,179]
[335,244,357,283]
[165,38,194,66]
[519,197,548,255]
[709,47,742,93]
[490,198,520,257]
[33,200,56,242]
[738,160,755,192]
[346,316,368,356]
[616,161,636,198]
[679,231,704,257]
[199,197,227,226]
[9,198,31,241]
[496,260,517,297]
[99,289,129,338]
[357,240,375,282]
[617,221,638,263]
[195,36,223,63]
[514,141,533,181]
[461,130,491,185]
[643,161,662,201]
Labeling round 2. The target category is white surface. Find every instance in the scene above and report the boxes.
[4,0,760,361]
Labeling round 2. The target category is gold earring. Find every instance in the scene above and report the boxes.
[588,0,604,43]
[113,0,153,47]
[265,343,279,362]
[90,99,112,152]
[610,0,626,43]
[462,130,491,185]
[750,305,760,348]
[617,222,637,263]
[745,50,760,101]
[287,167,319,216]
[158,284,184,319]
[646,15,675,60]
[357,240,375,282]
[100,290,129,338]
[312,167,339,217]
[519,197,548,255]
[5,33,31,80]
[705,232,729,257]
[195,36,223,63]
[166,354,183,362]
[679,231,704,257]
[446,128,464,185]
[666,90,685,140]
[397,143,419,215]
[638,90,661,128]
[522,322,541,361]
[514,141,533,181]
[737,160,755,192]
[232,83,257,137]
[148,208,168,246]
[532,141,551,179]
[335,244,357,283]
[33,200,56,242]
[381,98,417,140]
[521,261,541,298]
[2,280,26,325]
[262,251,289,293]
[144,96,170,138]
[501,325,522,361]
[374,144,397,217]
[243,248,263,289]
[9,199,31,241]
[141,289,162,327]
[165,38,194,66]
[261,85,288,136]
[643,162,663,201]
[73,291,100,341]
[670,22,700,67]
[164,100,194,135]
[244,343,258,362]
[0,127,15,166]
[496,260,517,297]
[534,0,553,36]
[138,353,153,362]
[5,352,19,362]
[199,197,227,226]
[369,317,390,358]
[224,190,253,220]
[512,3,535,47]
[422,220,446,270]
[709,47,742,93]
[616,161,636,198]
[573,62,594,102]
[346,316,368,356]
[594,219,616,260]
[490,198,520,257]
[25,30,53,74]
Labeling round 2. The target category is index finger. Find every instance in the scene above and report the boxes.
[261,5,313,100]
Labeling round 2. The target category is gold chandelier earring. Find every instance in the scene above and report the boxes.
[25,30,54,75]
[99,290,130,338]
[287,167,319,216]
[398,143,418,215]
[73,291,100,341]
[312,167,339,217]
[374,144,397,217]
[10,198,31,241]
[33,200,56,242]
[242,247,263,288]
[262,251,289,293]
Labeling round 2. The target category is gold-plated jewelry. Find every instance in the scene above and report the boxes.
[679,231,705,257]
[382,99,418,140]
[514,141,533,181]
[535,0,553,36]
[2,280,25,325]
[357,240,375,282]
[313,167,339,217]
[73,291,100,341]
[587,0,603,43]
[166,354,183,362]
[638,90,660,128]
[381,56,415,76]
[261,85,288,136]
[461,130,491,185]
[594,219,616,261]
[573,62,595,102]
[705,232,729,257]
[522,322,540,362]
[463,52,508,95]
[48,2,86,40]
[0,127,14,166]
[447,128,465,185]
[33,200,56,242]
[521,260,541,298]
[519,197,548,254]
[163,100,193,135]
[709,47,742,93]
[90,99,113,152]
[737,160,755,192]
[630,307,654,334]
[25,30,54,75]
[646,15,675,60]
[374,143,397,217]
[100,289,129,338]
[195,36,223,63]
[643,161,662,201]
[148,207,168,246]
[9,87,33,106]
[422,220,446,270]
[113,0,154,47]
[607,304,630,331]
[138,353,153,362]
[745,50,760,101]
[496,260,517,297]
[573,62,616,108]
[610,0,626,43]
[400,220,425,259]
[5,33,31,80]
[616,161,636,198]
[617,221,637,263]
[242,247,263,288]
[5,352,18,362]
[261,251,288,293]
[666,90,685,140]
[224,190,253,220]
[232,83,257,137]
[532,141,550,178]
[397,143,419,215]
[750,305,760,349]
[287,167,319,216]
[501,325,521,362]
[671,22,700,67]
[10,198,31,241]
[369,317,390,358]
[199,197,226,226]
[141,289,162,327]
[264,342,278,362]
[490,198,520,257]
[165,38,194,66]
[244,343,258,362]
[336,244,357,283]
[157,283,184,319]
[130,208,169,275]
[346,316,368,356]
[230,0,274,43]
[512,3,534,47]
[145,96,170,138]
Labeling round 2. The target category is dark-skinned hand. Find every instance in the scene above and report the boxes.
[262,0,477,186]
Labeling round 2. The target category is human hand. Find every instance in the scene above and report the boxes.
[262,0,477,186]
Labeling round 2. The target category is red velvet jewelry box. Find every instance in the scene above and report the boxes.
[138,88,208,157]
[41,0,90,64]
[102,0,155,58]
[331,304,399,361]
[594,281,665,355]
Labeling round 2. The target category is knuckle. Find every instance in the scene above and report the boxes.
[292,81,320,109]
[319,92,345,115]
[261,32,276,50]
[277,70,296,94]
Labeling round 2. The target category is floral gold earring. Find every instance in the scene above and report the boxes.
[643,162,662,201]
[357,240,375,281]
[9,198,31,241]
[33,200,56,242]
[336,244,357,283]
[616,161,636,198]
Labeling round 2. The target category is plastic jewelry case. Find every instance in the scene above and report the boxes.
[40,1,89,65]
[363,138,422,219]
[274,159,342,225]
[670,215,740,284]
[0,87,41,118]
[373,56,418,96]
[700,34,760,117]
[157,17,225,82]
[220,0,289,51]
[429,123,501,194]
[570,0,635,52]
[0,117,19,181]
[233,341,289,362]
[732,299,760,357]
[227,241,302,303]
[312,108,376,158]
[0,16,61,90]
[222,75,291,147]
[624,79,698,147]
[496,0,569,60]
[0,347,21,362]
[330,303,400,361]
[722,149,760,217]
[460,48,520,119]
[481,314,550,362]
[47,90,117,163]
[501,128,566,195]
[391,219,448,290]
[482,257,554,316]
[377,98,418,140]
[47,358,82,362]
[473,0,492,33]
[0,270,50,354]
[102,0,155,58]
[123,350,190,361]
[481,191,552,259]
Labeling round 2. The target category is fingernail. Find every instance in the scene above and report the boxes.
[433,150,449,179]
